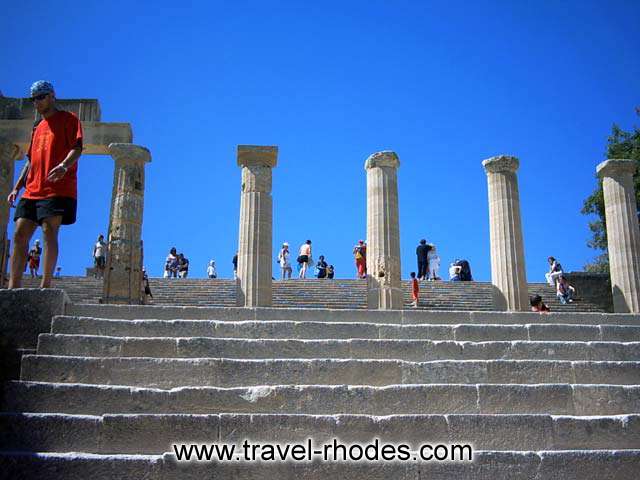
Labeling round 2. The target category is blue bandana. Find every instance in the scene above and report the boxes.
[30,80,54,97]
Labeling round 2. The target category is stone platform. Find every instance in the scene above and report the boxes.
[1,290,639,478]
[20,276,609,311]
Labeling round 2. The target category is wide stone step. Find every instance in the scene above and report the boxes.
[52,316,640,342]
[2,412,639,454]
[63,305,640,325]
[20,356,640,388]
[1,450,638,480]
[5,381,640,416]
[37,334,640,361]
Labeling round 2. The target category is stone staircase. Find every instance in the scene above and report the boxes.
[1,301,639,478]
[20,276,607,312]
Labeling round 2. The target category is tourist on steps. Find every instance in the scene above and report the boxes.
[165,247,179,278]
[530,294,550,313]
[327,265,335,279]
[27,239,42,278]
[353,240,367,278]
[7,80,83,289]
[556,275,575,304]
[416,239,432,280]
[277,242,292,279]
[545,256,564,286]
[178,253,189,278]
[297,240,312,279]
[93,234,107,278]
[410,271,420,308]
[316,255,328,278]
[427,244,440,280]
[207,260,217,279]
[232,252,238,279]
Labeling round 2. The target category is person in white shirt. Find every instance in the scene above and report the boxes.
[277,242,292,279]
[427,245,441,280]
[93,234,107,278]
[207,260,217,279]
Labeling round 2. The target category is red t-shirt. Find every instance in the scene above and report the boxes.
[23,110,83,200]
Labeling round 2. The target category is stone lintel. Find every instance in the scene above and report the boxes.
[482,155,519,174]
[0,97,101,122]
[597,159,636,179]
[237,145,278,168]
[0,120,133,156]
[108,143,151,164]
[364,151,400,170]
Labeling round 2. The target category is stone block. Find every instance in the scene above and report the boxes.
[551,415,640,450]
[572,361,640,384]
[447,414,553,450]
[100,414,220,454]
[601,325,640,341]
[487,360,574,384]
[572,385,640,415]
[0,413,99,452]
[478,384,574,415]
[537,450,640,480]
[453,324,527,341]
[403,360,489,384]
[527,323,601,341]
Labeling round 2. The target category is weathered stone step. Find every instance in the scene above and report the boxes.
[52,316,640,342]
[2,413,639,454]
[1,450,638,480]
[63,305,640,325]
[37,334,640,362]
[5,381,640,416]
[20,356,640,388]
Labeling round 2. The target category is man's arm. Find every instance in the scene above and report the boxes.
[47,147,82,183]
[7,160,31,206]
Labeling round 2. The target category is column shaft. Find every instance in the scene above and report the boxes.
[236,146,277,307]
[0,142,18,286]
[103,143,150,304]
[483,155,528,311]
[365,151,402,309]
[597,159,640,313]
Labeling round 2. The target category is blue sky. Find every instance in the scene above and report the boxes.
[3,0,639,281]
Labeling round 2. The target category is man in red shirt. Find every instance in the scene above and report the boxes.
[7,81,83,288]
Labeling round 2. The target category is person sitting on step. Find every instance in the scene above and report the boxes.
[530,294,550,313]
[556,275,576,304]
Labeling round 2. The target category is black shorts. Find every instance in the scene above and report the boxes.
[95,256,106,268]
[14,197,77,225]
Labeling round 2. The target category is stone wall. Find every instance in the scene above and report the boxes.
[565,272,613,313]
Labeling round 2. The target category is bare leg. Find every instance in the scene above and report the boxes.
[40,216,63,288]
[9,219,38,289]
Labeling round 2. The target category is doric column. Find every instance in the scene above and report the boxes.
[597,159,640,313]
[365,151,403,310]
[102,143,151,304]
[0,142,19,286]
[236,145,277,307]
[482,155,528,311]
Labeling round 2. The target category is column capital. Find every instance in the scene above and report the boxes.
[237,145,278,168]
[364,151,400,170]
[482,155,519,174]
[108,143,151,164]
[597,159,636,179]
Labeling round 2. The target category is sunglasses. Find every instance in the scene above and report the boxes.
[31,93,50,102]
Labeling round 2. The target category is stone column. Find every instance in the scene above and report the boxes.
[597,159,640,313]
[365,151,403,310]
[236,145,277,307]
[482,155,528,311]
[0,142,19,286]
[102,143,151,304]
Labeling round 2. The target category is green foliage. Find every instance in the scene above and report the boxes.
[582,109,640,272]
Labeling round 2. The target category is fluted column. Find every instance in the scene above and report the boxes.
[236,145,277,307]
[365,151,402,310]
[482,155,528,311]
[0,142,19,286]
[103,143,151,304]
[597,159,640,313]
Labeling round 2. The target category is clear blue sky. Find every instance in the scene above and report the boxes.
[3,0,639,281]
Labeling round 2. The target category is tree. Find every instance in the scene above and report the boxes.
[582,109,640,273]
